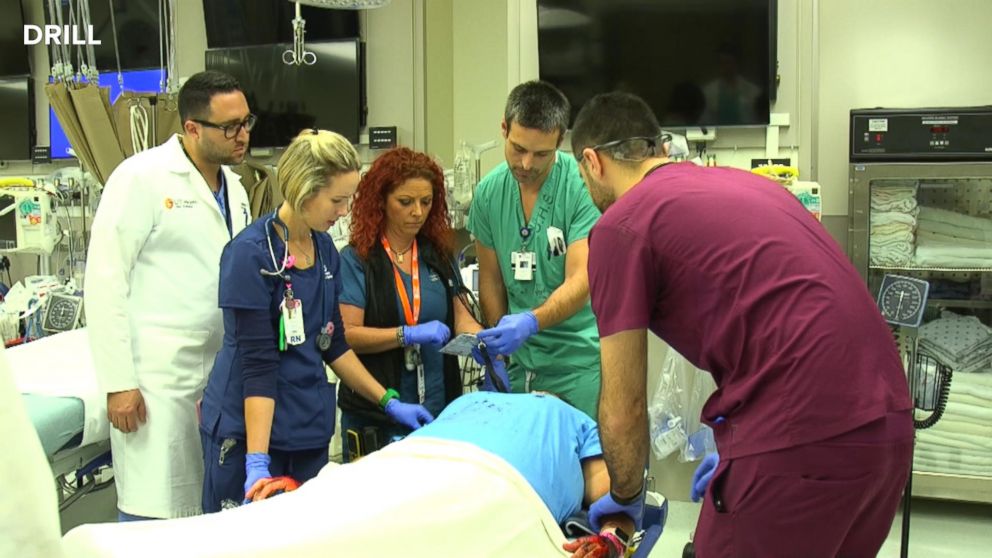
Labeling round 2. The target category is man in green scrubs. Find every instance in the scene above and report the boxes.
[468,81,602,418]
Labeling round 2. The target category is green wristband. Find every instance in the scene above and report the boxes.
[379,388,399,410]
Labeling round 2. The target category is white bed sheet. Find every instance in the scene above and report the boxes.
[8,329,108,447]
[63,437,571,558]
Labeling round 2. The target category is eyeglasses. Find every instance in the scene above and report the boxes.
[575,133,672,164]
[192,114,257,139]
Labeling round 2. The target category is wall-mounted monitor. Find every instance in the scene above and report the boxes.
[0,77,34,161]
[206,40,363,147]
[203,0,359,48]
[46,0,160,71]
[49,68,162,159]
[538,0,777,128]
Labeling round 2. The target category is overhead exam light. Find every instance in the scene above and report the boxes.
[291,0,391,9]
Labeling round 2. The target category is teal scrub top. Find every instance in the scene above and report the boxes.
[467,151,602,377]
[337,246,449,418]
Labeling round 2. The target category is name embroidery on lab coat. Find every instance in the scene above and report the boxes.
[163,197,198,210]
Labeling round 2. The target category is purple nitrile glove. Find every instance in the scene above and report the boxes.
[588,491,645,532]
[476,311,538,356]
[243,452,272,504]
[402,321,451,347]
[384,399,434,430]
[690,451,720,502]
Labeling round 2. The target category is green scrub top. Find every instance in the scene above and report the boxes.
[468,152,602,417]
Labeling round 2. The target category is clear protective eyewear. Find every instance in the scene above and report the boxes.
[576,133,673,164]
[193,114,258,139]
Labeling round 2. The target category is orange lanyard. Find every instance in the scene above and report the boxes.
[381,236,420,325]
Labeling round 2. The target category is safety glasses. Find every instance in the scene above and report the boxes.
[575,133,672,164]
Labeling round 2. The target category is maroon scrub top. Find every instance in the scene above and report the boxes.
[588,162,911,459]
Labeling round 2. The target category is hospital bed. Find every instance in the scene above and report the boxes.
[8,330,114,515]
[64,437,669,557]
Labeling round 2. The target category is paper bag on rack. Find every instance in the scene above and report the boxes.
[69,85,126,184]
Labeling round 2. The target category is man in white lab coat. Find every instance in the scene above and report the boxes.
[85,71,253,520]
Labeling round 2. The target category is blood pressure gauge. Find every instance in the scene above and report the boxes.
[877,274,930,328]
[42,293,84,333]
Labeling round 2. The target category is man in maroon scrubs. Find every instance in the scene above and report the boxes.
[572,92,913,558]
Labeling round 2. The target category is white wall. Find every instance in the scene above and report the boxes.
[451,0,511,174]
[815,0,992,216]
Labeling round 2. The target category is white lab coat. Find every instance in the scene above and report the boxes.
[84,134,250,518]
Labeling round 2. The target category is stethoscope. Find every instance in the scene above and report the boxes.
[260,211,292,282]
[258,211,333,351]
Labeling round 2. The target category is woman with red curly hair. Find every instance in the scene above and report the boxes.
[337,147,498,461]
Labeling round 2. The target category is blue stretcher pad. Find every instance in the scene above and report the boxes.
[22,394,85,457]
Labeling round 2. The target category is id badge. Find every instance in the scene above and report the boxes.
[547,226,567,257]
[512,250,535,281]
[281,299,306,346]
[416,362,426,404]
[404,345,421,372]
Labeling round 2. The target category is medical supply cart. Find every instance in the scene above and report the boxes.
[848,107,992,504]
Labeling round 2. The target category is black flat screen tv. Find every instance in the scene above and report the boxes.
[46,0,160,71]
[0,1,30,76]
[203,0,359,48]
[0,77,34,161]
[538,0,777,128]
[205,40,362,147]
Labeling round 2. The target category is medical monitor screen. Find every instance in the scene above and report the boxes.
[203,1,359,48]
[205,41,362,147]
[46,0,160,70]
[0,78,34,161]
[0,2,30,76]
[537,0,775,128]
[49,69,162,159]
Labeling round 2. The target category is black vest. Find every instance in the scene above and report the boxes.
[337,239,463,422]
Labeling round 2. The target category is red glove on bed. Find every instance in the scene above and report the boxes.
[562,533,625,558]
[245,476,301,503]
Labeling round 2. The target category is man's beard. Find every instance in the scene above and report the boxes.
[589,180,615,212]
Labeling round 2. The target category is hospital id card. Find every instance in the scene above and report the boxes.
[439,333,479,356]
[282,299,306,346]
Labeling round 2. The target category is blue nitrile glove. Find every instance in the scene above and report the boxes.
[588,491,645,532]
[384,399,434,430]
[472,348,510,392]
[402,321,451,347]
[243,452,272,504]
[476,311,539,356]
[690,451,720,502]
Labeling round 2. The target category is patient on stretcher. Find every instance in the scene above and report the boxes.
[63,392,635,558]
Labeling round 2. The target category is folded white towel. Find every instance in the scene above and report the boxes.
[871,210,918,228]
[919,206,992,233]
[871,197,918,213]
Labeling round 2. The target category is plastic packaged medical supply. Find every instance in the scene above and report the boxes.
[648,347,718,462]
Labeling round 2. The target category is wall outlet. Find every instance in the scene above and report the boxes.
[751,158,791,169]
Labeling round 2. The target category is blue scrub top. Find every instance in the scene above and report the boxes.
[338,245,450,417]
[201,216,349,451]
[407,392,602,524]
